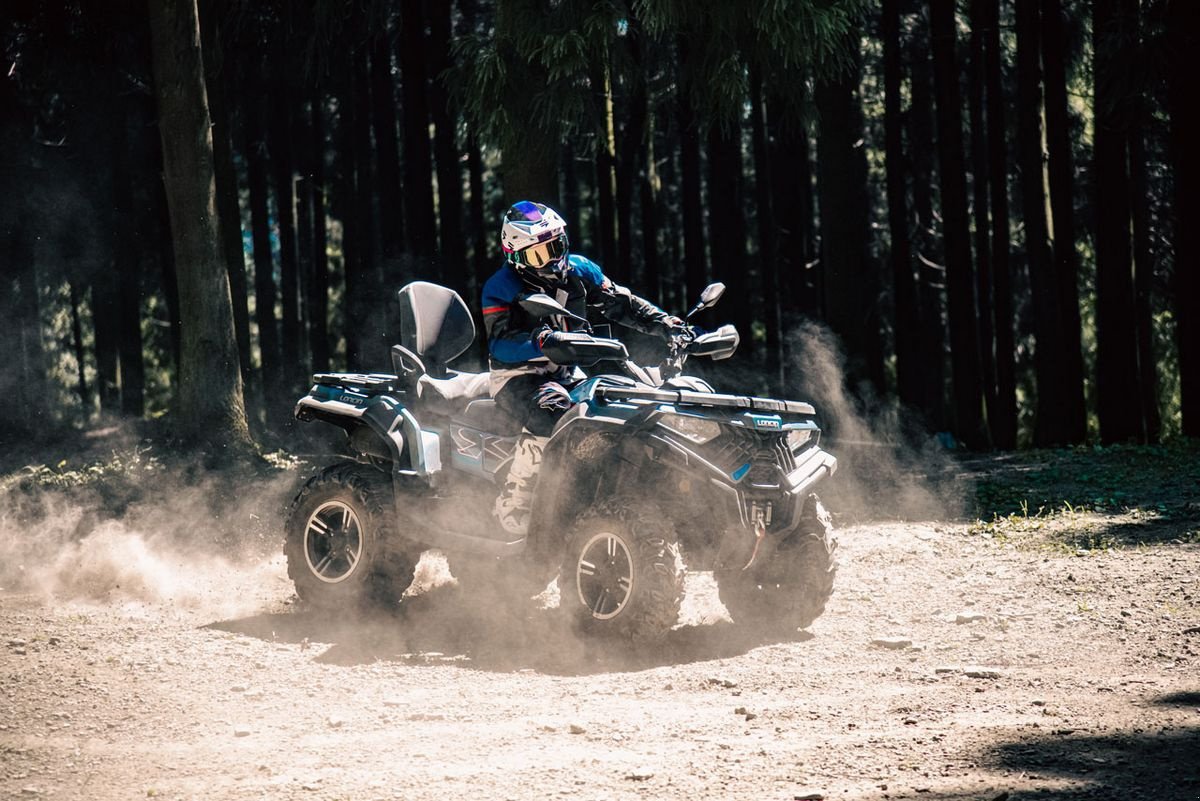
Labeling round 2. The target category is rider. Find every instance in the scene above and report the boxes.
[482,200,687,535]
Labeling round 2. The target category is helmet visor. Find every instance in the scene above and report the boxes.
[515,235,568,272]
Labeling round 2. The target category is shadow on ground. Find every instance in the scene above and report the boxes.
[205,582,811,676]
[979,714,1200,800]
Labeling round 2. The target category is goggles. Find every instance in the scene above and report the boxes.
[513,235,568,272]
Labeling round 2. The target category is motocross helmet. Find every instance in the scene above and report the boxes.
[500,201,569,282]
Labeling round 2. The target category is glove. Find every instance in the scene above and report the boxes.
[532,325,554,351]
[664,316,695,342]
[533,381,573,412]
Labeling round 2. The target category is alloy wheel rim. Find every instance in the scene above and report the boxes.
[304,501,364,584]
[575,531,635,620]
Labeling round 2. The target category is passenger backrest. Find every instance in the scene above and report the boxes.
[397,282,476,378]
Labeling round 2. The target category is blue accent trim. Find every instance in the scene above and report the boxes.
[732,463,752,481]
[568,254,607,288]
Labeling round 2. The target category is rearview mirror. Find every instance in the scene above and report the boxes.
[518,293,590,327]
[518,293,569,318]
[686,282,726,319]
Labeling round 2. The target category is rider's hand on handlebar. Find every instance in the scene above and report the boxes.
[533,324,554,350]
[665,317,696,345]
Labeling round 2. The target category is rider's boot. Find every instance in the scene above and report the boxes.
[494,431,548,536]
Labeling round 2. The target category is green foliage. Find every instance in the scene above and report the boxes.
[970,441,1200,551]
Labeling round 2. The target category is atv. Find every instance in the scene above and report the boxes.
[284,280,839,639]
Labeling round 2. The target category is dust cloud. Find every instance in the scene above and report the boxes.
[781,321,965,525]
[0,455,297,619]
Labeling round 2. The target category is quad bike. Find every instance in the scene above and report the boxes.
[284,280,839,639]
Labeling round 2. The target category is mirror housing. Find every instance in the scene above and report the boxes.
[518,293,590,327]
[686,282,727,319]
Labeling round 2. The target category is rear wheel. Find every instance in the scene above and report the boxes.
[284,463,419,609]
[714,495,837,633]
[560,503,683,641]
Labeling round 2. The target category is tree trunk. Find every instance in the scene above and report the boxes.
[93,267,123,413]
[5,220,50,433]
[353,47,385,368]
[931,0,987,448]
[1041,0,1087,443]
[243,60,282,399]
[968,0,997,441]
[199,0,252,398]
[750,68,783,391]
[398,0,438,267]
[428,0,467,295]
[333,72,362,370]
[616,46,647,288]
[1129,106,1160,442]
[308,87,331,374]
[1167,0,1198,437]
[883,0,922,410]
[985,0,1017,448]
[69,281,90,412]
[707,122,752,361]
[767,89,814,320]
[146,0,251,449]
[677,55,707,302]
[466,133,491,293]
[370,30,406,285]
[592,59,619,275]
[1016,0,1067,445]
[269,65,301,386]
[909,8,947,430]
[1093,0,1143,442]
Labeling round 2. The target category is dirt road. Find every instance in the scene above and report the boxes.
[2,514,1197,801]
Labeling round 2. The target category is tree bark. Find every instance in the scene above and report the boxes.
[616,45,648,288]
[1093,0,1143,442]
[707,121,752,360]
[146,0,251,449]
[931,0,986,446]
[985,0,1017,448]
[268,63,301,385]
[1016,0,1068,445]
[398,0,438,266]
[371,29,406,284]
[198,0,252,398]
[968,0,997,442]
[428,0,467,295]
[592,59,619,274]
[909,8,947,430]
[1041,0,1087,443]
[243,59,282,399]
[677,56,707,303]
[307,88,331,375]
[750,67,783,392]
[1167,0,1198,437]
[884,0,922,410]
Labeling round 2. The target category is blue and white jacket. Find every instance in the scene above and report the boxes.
[480,254,676,393]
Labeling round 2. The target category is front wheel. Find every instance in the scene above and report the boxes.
[714,495,837,633]
[559,504,684,641]
[284,463,419,609]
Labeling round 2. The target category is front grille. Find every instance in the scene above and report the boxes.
[705,427,791,483]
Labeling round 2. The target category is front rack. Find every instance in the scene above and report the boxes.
[594,385,816,416]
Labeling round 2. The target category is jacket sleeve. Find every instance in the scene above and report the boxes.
[481,270,543,364]
[572,256,677,339]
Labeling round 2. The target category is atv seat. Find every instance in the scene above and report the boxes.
[416,370,491,411]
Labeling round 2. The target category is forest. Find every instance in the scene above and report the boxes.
[1,0,1197,453]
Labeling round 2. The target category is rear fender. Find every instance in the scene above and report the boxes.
[295,392,441,477]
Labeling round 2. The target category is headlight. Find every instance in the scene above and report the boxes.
[786,428,813,451]
[660,414,722,444]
